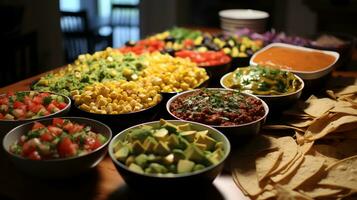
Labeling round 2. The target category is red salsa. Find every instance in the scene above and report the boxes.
[9,118,107,160]
[170,89,265,126]
[0,91,68,120]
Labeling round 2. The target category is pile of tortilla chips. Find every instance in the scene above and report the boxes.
[231,84,357,199]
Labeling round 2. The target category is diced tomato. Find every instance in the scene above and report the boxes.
[84,137,102,150]
[46,103,59,113]
[29,104,44,113]
[12,109,25,118]
[57,102,67,110]
[68,124,84,134]
[22,140,37,156]
[13,101,25,109]
[39,92,50,98]
[32,122,45,130]
[0,113,3,119]
[0,97,9,105]
[40,132,54,142]
[58,137,78,157]
[28,151,41,160]
[63,122,74,132]
[183,39,194,48]
[32,96,43,104]
[48,125,63,136]
[52,118,65,127]
[6,91,14,97]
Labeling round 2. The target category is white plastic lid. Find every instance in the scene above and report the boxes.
[219,9,269,20]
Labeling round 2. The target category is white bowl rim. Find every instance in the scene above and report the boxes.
[0,91,71,122]
[249,43,340,75]
[166,88,269,128]
[109,120,231,179]
[220,69,305,98]
[2,117,112,162]
[219,9,269,20]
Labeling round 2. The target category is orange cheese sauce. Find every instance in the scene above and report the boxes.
[253,46,336,71]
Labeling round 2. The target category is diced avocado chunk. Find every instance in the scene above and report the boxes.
[114,146,129,162]
[148,163,168,173]
[130,128,151,142]
[193,164,206,172]
[129,163,144,174]
[177,159,195,174]
[163,153,174,165]
[184,144,207,164]
[177,136,190,149]
[195,130,209,139]
[134,154,149,168]
[154,141,170,156]
[172,149,186,162]
[180,131,196,142]
[132,141,145,155]
[195,134,216,151]
[168,164,177,173]
[177,123,191,131]
[147,154,161,162]
[206,150,223,165]
[167,134,180,149]
[194,143,207,151]
[125,155,135,166]
[143,137,158,153]
[215,142,224,150]
[161,121,178,133]
[153,128,168,140]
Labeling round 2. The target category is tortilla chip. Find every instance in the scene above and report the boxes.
[256,189,277,200]
[334,85,357,96]
[299,141,314,154]
[275,184,314,200]
[299,186,342,198]
[330,106,357,115]
[270,152,304,183]
[334,140,357,158]
[305,113,357,141]
[287,118,315,128]
[326,90,336,99]
[231,154,262,196]
[295,130,305,145]
[278,155,325,189]
[239,135,279,156]
[303,98,336,118]
[269,137,298,175]
[314,144,342,160]
[319,155,357,190]
[256,150,283,182]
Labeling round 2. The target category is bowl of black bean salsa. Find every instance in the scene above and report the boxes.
[166,88,269,138]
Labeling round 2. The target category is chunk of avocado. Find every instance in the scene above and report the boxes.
[213,148,225,160]
[195,134,216,151]
[114,146,129,162]
[153,128,168,140]
[154,141,170,156]
[168,164,177,173]
[177,159,195,174]
[134,154,149,168]
[143,137,158,153]
[148,163,168,173]
[180,131,196,142]
[173,149,186,162]
[177,136,190,150]
[215,142,224,150]
[194,143,207,151]
[132,141,145,155]
[125,155,135,166]
[129,163,144,174]
[167,134,180,149]
[147,154,161,162]
[193,164,206,172]
[195,130,209,139]
[177,123,191,131]
[161,120,178,133]
[113,140,124,152]
[184,144,207,164]
[206,151,222,165]
[163,153,174,165]
[130,128,151,142]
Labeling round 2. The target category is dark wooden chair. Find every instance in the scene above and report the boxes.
[111,3,140,46]
[1,32,38,87]
[60,11,113,63]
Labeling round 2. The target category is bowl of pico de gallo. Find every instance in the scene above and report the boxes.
[0,91,71,135]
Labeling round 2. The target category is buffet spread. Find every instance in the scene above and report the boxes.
[1,27,356,200]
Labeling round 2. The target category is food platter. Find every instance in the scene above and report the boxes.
[1,26,356,200]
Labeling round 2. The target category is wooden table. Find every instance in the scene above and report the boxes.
[1,62,357,200]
